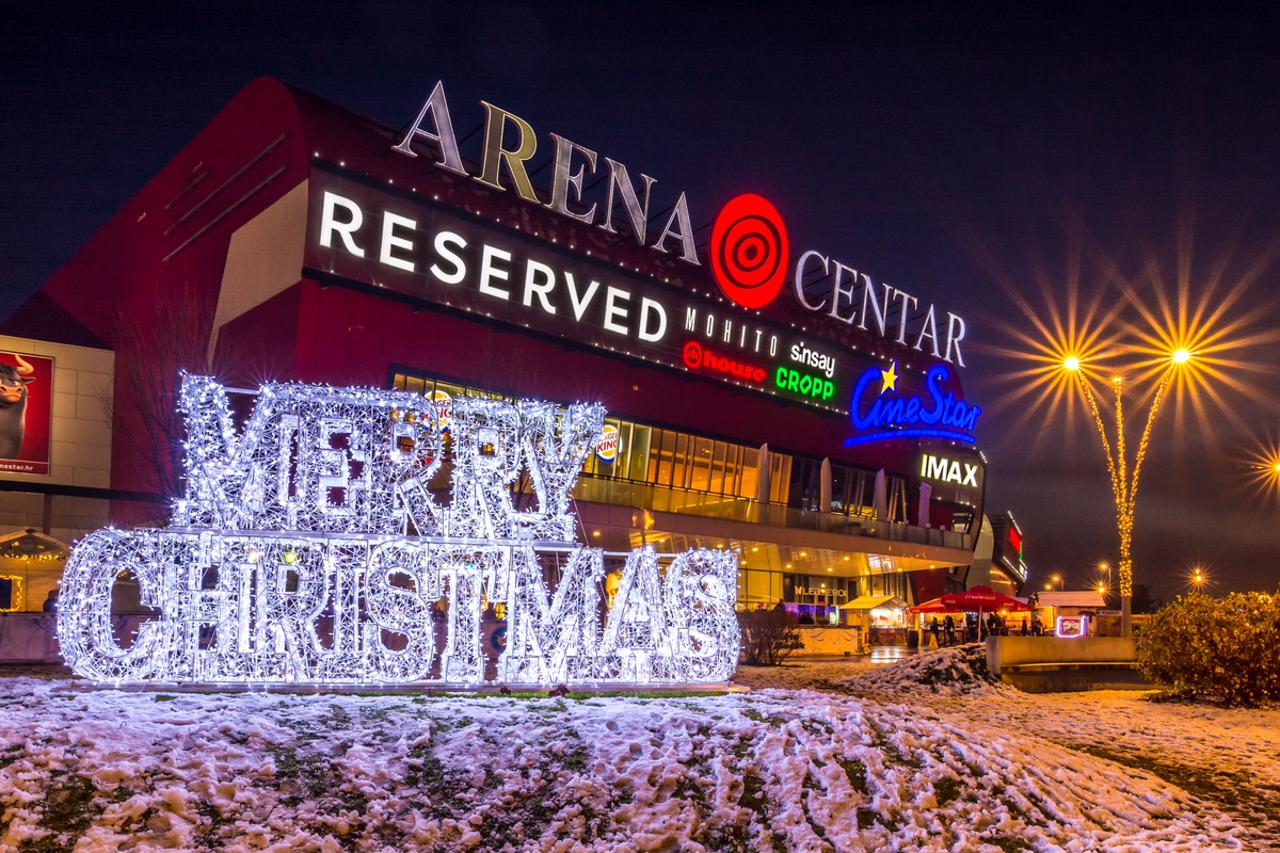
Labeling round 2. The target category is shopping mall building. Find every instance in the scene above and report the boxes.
[0,78,1026,630]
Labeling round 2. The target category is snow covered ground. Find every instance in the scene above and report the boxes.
[1,650,1275,851]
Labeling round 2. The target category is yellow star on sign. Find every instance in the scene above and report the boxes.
[880,360,899,394]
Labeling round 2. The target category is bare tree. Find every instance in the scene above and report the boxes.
[105,280,217,503]
[738,606,802,666]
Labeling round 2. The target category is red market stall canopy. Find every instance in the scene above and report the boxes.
[909,597,951,614]
[940,585,1031,612]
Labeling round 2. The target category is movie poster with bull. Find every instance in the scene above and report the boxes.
[0,352,53,476]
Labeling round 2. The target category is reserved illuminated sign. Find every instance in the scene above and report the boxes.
[308,174,847,410]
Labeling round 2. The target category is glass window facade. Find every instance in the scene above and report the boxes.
[787,457,905,520]
[737,568,785,608]
[394,372,799,506]
[392,371,913,526]
[859,571,911,600]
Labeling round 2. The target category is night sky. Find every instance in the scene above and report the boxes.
[4,4,1278,599]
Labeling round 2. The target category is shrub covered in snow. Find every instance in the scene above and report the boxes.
[840,644,1001,695]
[738,606,801,666]
[1137,591,1280,707]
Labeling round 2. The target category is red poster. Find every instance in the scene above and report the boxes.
[0,351,54,476]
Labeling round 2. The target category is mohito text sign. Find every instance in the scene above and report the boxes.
[308,174,846,411]
[57,376,740,685]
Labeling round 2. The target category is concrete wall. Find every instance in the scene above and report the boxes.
[0,493,111,546]
[0,612,154,664]
[986,636,1136,676]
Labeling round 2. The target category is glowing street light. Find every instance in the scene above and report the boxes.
[1050,572,1063,591]
[1057,347,1199,635]
[993,253,1277,638]
[1189,566,1209,592]
[1248,437,1280,498]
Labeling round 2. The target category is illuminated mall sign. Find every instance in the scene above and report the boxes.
[844,360,982,447]
[309,177,847,411]
[919,452,981,488]
[390,81,969,367]
[393,81,700,266]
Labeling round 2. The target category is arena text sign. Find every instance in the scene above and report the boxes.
[388,80,970,367]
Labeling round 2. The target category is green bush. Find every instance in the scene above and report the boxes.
[1136,591,1280,707]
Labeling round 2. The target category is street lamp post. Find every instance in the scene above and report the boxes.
[1001,267,1274,641]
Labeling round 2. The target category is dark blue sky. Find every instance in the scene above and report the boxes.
[3,3,1278,598]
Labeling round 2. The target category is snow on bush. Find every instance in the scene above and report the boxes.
[1137,591,1280,707]
[840,644,1002,696]
[0,677,1255,851]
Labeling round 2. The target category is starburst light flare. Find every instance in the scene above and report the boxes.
[995,238,1278,635]
[1246,436,1280,500]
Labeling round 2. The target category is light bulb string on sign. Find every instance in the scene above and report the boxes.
[57,373,740,687]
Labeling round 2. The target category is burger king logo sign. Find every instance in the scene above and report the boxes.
[595,423,620,463]
[430,389,453,432]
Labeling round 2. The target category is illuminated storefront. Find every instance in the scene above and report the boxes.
[3,77,994,635]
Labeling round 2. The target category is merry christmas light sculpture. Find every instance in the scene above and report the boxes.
[57,375,740,686]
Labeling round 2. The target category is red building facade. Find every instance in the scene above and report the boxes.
[5,78,997,618]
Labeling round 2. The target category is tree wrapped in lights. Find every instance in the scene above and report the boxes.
[996,254,1277,636]
[58,375,740,686]
[1065,360,1179,634]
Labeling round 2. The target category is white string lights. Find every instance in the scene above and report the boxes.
[57,374,740,686]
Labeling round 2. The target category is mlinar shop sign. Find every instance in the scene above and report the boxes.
[307,79,972,415]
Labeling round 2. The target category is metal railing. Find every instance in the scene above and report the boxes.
[571,476,972,551]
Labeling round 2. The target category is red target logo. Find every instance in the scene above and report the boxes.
[710,194,790,310]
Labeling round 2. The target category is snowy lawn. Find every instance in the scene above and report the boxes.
[926,690,1280,843]
[0,651,1275,851]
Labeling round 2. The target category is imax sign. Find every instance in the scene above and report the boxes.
[920,453,981,488]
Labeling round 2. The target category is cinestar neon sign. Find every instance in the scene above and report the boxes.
[844,360,982,447]
[57,376,740,686]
